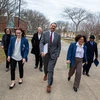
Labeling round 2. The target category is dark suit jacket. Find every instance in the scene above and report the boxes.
[31,33,42,55]
[8,36,29,61]
[40,31,61,59]
[85,41,98,62]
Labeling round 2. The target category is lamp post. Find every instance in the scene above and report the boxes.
[18,0,21,27]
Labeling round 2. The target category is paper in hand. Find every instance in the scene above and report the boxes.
[43,43,48,54]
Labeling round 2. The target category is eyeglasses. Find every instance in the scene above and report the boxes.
[16,32,21,34]
[52,25,56,27]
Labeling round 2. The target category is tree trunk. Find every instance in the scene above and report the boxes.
[75,24,79,34]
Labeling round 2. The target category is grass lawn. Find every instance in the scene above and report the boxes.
[0,34,3,40]
[0,47,5,63]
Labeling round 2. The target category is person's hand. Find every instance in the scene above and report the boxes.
[41,52,45,57]
[1,46,4,49]
[85,62,88,64]
[66,60,70,64]
[7,56,10,62]
[22,58,26,64]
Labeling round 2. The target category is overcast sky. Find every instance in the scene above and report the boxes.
[24,0,100,22]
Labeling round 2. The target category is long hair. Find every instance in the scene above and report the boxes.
[15,27,26,37]
[4,28,11,34]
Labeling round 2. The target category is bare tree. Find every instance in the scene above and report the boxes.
[0,0,8,31]
[78,13,100,40]
[0,0,8,16]
[19,9,50,33]
[6,0,18,25]
[6,0,27,25]
[63,7,91,33]
[0,0,27,29]
[56,21,69,37]
[56,21,65,34]
[63,22,70,37]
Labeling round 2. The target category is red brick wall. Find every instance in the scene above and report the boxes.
[0,16,28,32]
[14,17,28,32]
[0,16,7,32]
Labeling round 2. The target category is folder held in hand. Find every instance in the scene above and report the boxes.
[93,59,99,67]
[43,43,48,54]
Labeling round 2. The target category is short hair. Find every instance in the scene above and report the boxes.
[89,35,95,39]
[4,28,11,34]
[50,22,57,27]
[75,34,87,42]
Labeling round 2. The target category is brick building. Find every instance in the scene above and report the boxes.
[0,16,6,32]
[0,16,28,32]
[14,17,28,32]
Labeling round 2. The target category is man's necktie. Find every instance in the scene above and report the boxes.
[50,32,52,44]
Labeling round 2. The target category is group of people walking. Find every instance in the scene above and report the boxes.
[1,22,98,93]
[1,27,29,89]
[31,23,61,92]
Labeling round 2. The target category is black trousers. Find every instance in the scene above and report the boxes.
[35,53,43,69]
[10,58,24,80]
[83,59,92,74]
[4,50,10,69]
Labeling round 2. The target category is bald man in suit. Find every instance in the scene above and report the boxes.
[31,27,43,72]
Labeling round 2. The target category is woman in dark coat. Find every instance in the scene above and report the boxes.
[1,28,13,72]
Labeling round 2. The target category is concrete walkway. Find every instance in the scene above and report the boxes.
[0,41,100,100]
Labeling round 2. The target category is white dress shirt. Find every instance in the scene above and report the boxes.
[75,42,84,58]
[38,34,41,40]
[12,39,22,61]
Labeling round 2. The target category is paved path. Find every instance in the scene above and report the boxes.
[0,41,100,100]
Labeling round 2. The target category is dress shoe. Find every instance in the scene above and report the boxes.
[73,87,77,92]
[34,66,38,69]
[83,72,85,75]
[39,68,43,72]
[46,86,51,93]
[9,83,15,89]
[43,75,47,81]
[6,68,9,72]
[86,74,90,77]
[19,81,23,84]
[19,79,23,84]
[68,77,71,81]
